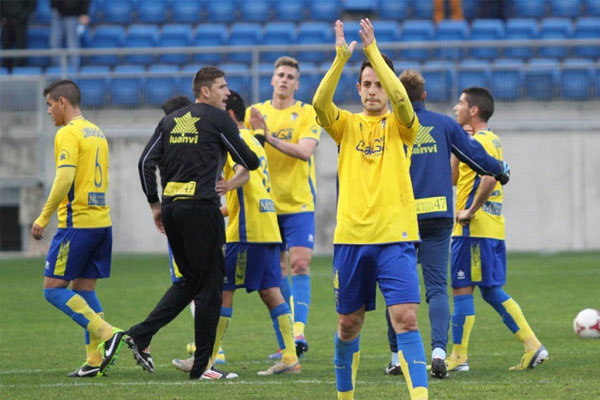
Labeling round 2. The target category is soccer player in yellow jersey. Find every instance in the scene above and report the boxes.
[447,86,548,373]
[313,19,428,400]
[172,91,300,377]
[31,80,126,377]
[244,56,320,358]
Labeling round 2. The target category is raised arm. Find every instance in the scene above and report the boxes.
[360,18,416,130]
[312,20,356,130]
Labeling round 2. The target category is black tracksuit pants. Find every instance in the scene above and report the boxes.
[128,200,225,378]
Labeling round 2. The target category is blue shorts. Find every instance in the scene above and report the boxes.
[44,227,112,281]
[450,237,506,288]
[224,242,282,292]
[332,243,420,314]
[278,212,315,251]
[168,244,183,283]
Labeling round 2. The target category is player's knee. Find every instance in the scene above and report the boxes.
[338,314,362,339]
[391,309,418,331]
[290,258,310,274]
[480,286,508,306]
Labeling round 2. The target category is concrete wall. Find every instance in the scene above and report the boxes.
[3,101,600,255]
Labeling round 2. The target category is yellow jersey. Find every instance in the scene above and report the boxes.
[453,130,505,240]
[54,117,111,228]
[244,100,320,214]
[224,129,282,244]
[312,40,420,244]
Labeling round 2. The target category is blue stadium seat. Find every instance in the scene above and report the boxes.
[413,1,434,19]
[525,58,559,100]
[422,61,454,102]
[379,0,411,20]
[206,0,237,23]
[469,19,505,59]
[376,20,400,44]
[228,23,263,63]
[457,60,490,91]
[45,66,77,79]
[561,58,594,100]
[258,62,274,101]
[549,0,582,17]
[342,0,379,13]
[124,25,159,65]
[538,18,573,58]
[77,65,110,107]
[144,65,180,106]
[103,0,134,24]
[32,0,52,24]
[505,18,538,60]
[490,59,524,100]
[297,22,334,63]
[435,20,469,61]
[88,0,104,24]
[172,0,202,23]
[584,0,600,15]
[0,67,8,75]
[241,0,272,22]
[87,25,124,66]
[111,65,145,106]
[393,61,421,75]
[179,64,203,98]
[342,21,362,47]
[27,27,51,67]
[274,0,306,21]
[262,22,297,63]
[159,24,193,65]
[574,18,600,58]
[295,62,319,103]
[193,24,228,64]
[331,64,355,104]
[11,66,43,75]
[309,0,340,21]
[221,63,251,101]
[399,20,435,61]
[137,0,169,24]
[512,0,547,18]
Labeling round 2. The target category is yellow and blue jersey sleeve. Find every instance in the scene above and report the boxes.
[54,118,111,228]
[244,101,318,215]
[224,129,281,244]
[453,130,505,240]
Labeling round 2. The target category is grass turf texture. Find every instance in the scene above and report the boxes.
[1,252,598,399]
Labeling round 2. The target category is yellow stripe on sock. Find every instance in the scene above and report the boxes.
[399,351,429,400]
[503,298,541,352]
[338,390,354,400]
[451,315,475,361]
[278,313,298,364]
[210,316,231,367]
[86,312,104,366]
[351,351,360,391]
[66,295,113,341]
[294,321,305,337]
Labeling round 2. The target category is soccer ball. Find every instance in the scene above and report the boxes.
[573,309,600,338]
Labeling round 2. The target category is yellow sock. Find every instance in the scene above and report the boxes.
[451,315,475,361]
[85,312,104,366]
[277,313,298,364]
[66,295,113,341]
[294,321,305,337]
[209,315,231,367]
[503,298,541,352]
[411,387,429,400]
[338,391,354,400]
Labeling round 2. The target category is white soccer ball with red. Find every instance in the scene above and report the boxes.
[573,309,600,338]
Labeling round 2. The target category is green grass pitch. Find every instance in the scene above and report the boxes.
[1,252,599,399]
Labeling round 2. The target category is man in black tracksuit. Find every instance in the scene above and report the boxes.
[127,67,260,380]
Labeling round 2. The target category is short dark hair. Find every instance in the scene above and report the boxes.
[462,87,494,122]
[192,66,226,99]
[161,95,192,115]
[359,53,395,85]
[43,80,81,107]
[399,69,426,103]
[225,90,246,123]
